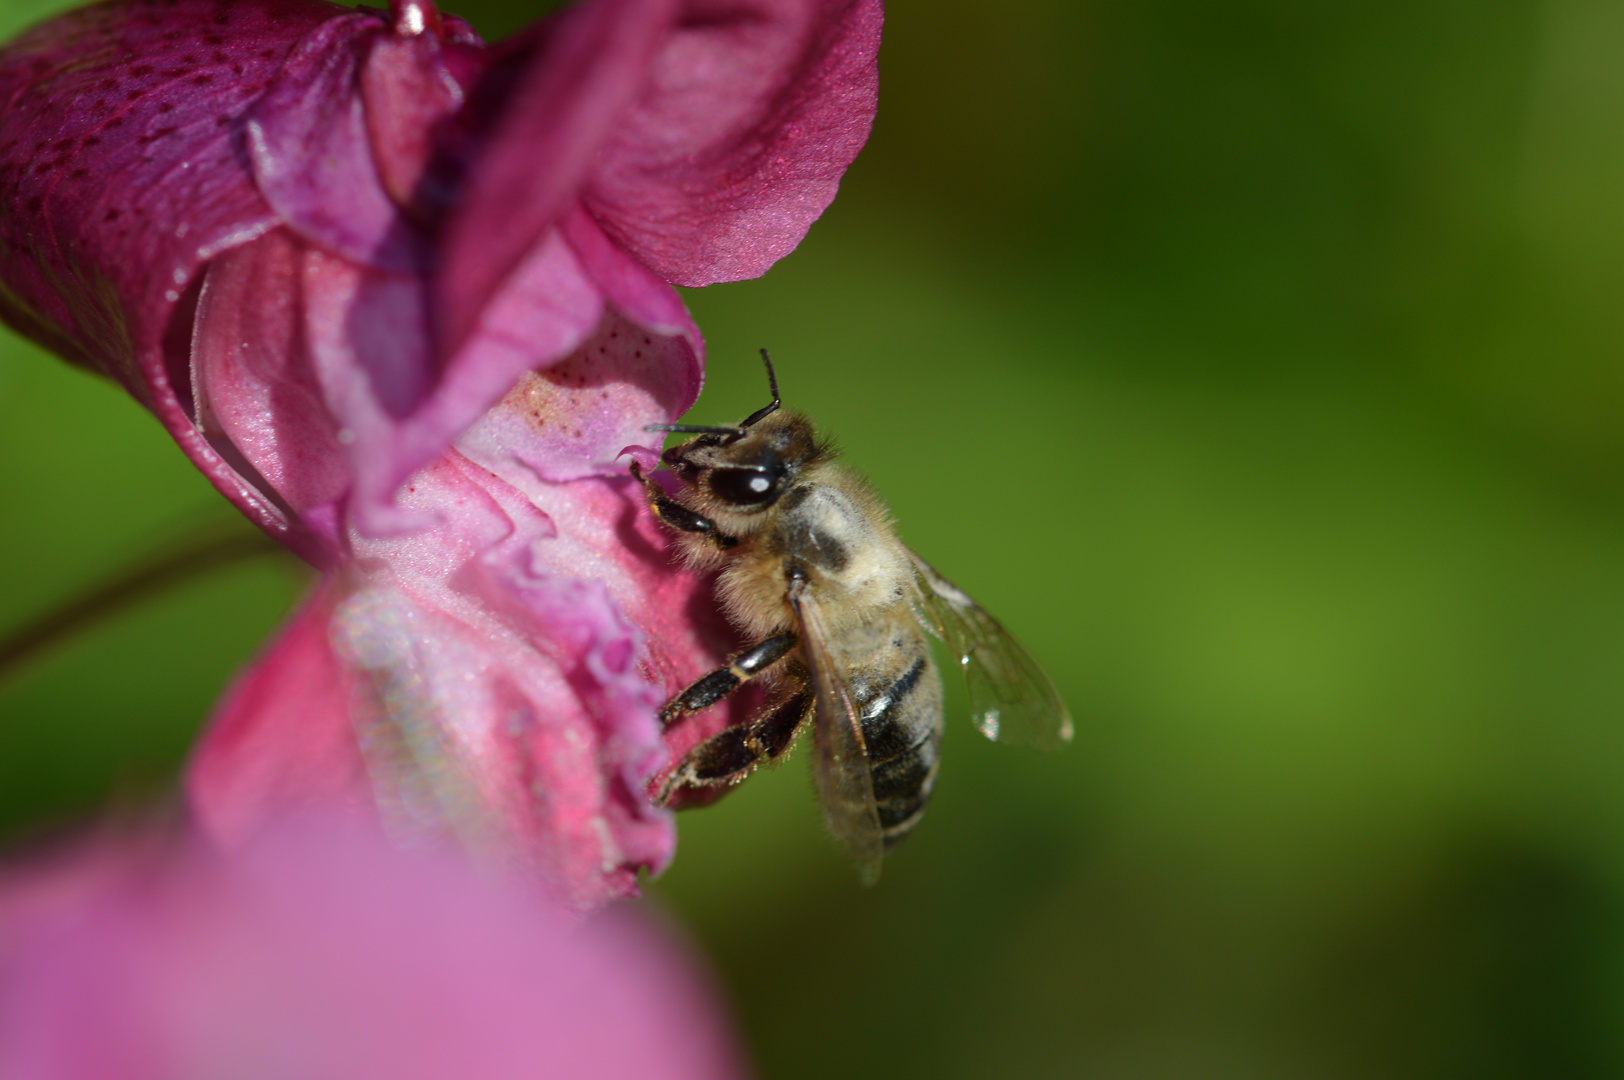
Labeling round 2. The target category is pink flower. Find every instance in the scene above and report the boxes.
[0,0,880,908]
[0,814,751,1079]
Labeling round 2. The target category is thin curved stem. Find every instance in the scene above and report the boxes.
[0,528,291,683]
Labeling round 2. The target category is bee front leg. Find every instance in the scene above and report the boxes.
[657,689,813,805]
[630,461,737,551]
[658,632,798,727]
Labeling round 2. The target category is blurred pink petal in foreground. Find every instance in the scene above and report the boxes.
[0,816,750,1080]
[0,0,880,908]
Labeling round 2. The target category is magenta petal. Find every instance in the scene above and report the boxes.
[187,583,374,848]
[562,203,704,348]
[192,229,350,527]
[299,248,443,535]
[0,0,343,560]
[0,0,333,392]
[0,818,753,1079]
[583,0,883,286]
[437,0,676,360]
[361,28,467,211]
[195,214,674,539]
[246,11,434,272]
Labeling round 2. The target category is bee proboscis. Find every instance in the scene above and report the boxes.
[633,351,1072,881]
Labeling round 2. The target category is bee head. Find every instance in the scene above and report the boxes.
[646,350,825,513]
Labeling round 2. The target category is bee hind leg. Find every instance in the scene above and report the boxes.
[656,689,812,805]
[657,632,798,728]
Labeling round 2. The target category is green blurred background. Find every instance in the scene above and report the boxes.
[6,0,1624,1075]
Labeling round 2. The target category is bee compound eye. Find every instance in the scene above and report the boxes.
[709,467,779,506]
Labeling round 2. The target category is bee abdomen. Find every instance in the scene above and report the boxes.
[873,741,940,847]
[856,655,945,849]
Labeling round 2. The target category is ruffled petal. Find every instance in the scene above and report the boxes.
[583,0,883,286]
[189,446,749,909]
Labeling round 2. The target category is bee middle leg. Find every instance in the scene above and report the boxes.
[657,688,812,805]
[658,632,798,727]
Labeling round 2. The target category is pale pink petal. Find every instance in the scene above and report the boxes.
[327,454,694,904]
[456,306,699,484]
[186,584,374,849]
[0,817,752,1080]
[191,229,350,531]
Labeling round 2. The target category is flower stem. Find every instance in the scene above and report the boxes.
[0,528,292,683]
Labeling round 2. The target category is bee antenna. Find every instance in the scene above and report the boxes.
[645,424,746,436]
[740,348,782,427]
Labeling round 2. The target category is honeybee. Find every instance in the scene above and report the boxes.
[632,351,1072,881]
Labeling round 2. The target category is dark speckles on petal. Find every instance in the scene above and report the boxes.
[0,0,328,401]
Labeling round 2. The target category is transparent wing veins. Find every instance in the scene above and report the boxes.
[791,583,884,885]
[907,551,1074,752]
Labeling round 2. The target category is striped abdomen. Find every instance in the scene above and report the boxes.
[851,634,945,848]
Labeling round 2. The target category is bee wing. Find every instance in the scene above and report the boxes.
[907,550,1074,751]
[790,584,885,885]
